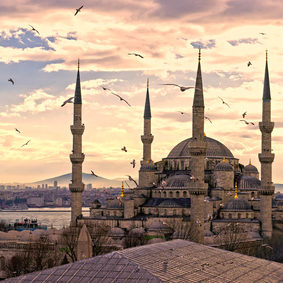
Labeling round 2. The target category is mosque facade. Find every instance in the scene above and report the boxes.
[70,51,277,246]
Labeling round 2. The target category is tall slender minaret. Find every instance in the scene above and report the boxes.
[69,59,85,226]
[258,51,275,238]
[139,79,155,188]
[188,49,208,244]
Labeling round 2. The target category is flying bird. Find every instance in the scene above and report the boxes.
[247,61,252,67]
[126,175,138,186]
[242,111,247,118]
[111,92,131,106]
[74,5,83,16]
[178,111,188,115]
[21,140,31,147]
[15,128,21,134]
[91,170,98,177]
[218,96,230,108]
[8,78,14,85]
[259,32,266,35]
[29,25,40,35]
[240,119,255,125]
[128,53,144,59]
[161,83,199,92]
[121,146,127,152]
[101,86,111,91]
[130,159,136,168]
[205,116,212,123]
[61,97,74,107]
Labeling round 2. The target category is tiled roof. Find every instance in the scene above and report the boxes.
[5,240,283,282]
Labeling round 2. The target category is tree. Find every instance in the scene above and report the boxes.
[60,227,80,262]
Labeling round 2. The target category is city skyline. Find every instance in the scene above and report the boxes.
[1,0,283,183]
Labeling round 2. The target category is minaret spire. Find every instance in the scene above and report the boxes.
[69,60,85,226]
[258,51,274,238]
[144,78,151,119]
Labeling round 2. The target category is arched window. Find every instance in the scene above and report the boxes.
[163,191,166,198]
[176,191,180,198]
[228,213,232,219]
[238,213,241,219]
[164,209,167,216]
[0,257,5,270]
[169,191,173,198]
[183,191,187,198]
[173,209,176,215]
[246,213,249,218]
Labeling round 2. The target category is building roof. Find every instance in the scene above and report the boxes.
[244,164,259,173]
[167,136,234,158]
[8,239,283,282]
[193,49,204,107]
[223,198,252,211]
[164,173,191,187]
[239,175,261,190]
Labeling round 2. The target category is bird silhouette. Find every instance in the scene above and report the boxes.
[242,111,247,118]
[240,119,254,125]
[8,78,14,85]
[128,53,144,58]
[259,32,266,35]
[91,170,98,177]
[247,61,252,67]
[126,175,138,186]
[111,92,131,106]
[29,25,40,35]
[15,128,21,134]
[74,5,83,16]
[21,140,31,147]
[130,159,136,168]
[161,83,199,92]
[101,86,111,91]
[205,116,212,123]
[218,96,230,108]
[121,146,127,152]
[178,111,188,115]
[61,97,74,107]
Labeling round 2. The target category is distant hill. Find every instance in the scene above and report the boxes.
[33,173,122,188]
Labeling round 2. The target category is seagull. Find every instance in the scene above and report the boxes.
[15,128,21,134]
[242,111,247,118]
[8,78,14,85]
[178,111,188,115]
[121,146,127,152]
[74,5,83,16]
[161,83,199,92]
[101,86,111,91]
[259,32,266,35]
[126,175,138,186]
[111,92,131,106]
[247,61,252,67]
[205,116,212,123]
[240,119,255,125]
[91,170,98,177]
[128,53,144,59]
[21,140,31,147]
[29,25,40,35]
[218,96,230,108]
[130,159,136,168]
[61,97,74,107]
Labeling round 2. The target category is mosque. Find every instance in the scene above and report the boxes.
[69,50,275,246]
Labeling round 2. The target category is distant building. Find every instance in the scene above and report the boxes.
[86,184,92,190]
[54,180,58,189]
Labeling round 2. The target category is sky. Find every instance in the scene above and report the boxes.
[1,0,283,184]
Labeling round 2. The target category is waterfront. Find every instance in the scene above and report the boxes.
[0,207,90,229]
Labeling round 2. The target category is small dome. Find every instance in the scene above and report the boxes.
[244,164,258,173]
[129,227,145,235]
[109,227,125,237]
[239,176,261,190]
[223,198,251,211]
[162,174,191,188]
[214,160,233,171]
[148,220,172,233]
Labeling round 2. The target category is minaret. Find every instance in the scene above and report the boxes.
[69,59,85,226]
[258,51,275,238]
[139,79,155,188]
[188,49,208,243]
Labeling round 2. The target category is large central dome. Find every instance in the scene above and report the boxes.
[167,137,234,158]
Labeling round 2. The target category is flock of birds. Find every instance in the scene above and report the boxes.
[6,4,259,188]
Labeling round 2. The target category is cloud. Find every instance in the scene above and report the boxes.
[227,38,259,46]
[0,28,55,51]
[190,39,216,49]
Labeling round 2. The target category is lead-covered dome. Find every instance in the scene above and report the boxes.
[167,137,234,158]
[223,198,251,211]
[244,164,258,173]
[164,174,192,187]
[215,160,233,171]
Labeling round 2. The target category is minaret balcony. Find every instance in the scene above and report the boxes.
[141,134,154,144]
[189,182,208,195]
[69,183,85,193]
[259,122,274,133]
[70,125,85,135]
[258,153,274,163]
[70,153,85,163]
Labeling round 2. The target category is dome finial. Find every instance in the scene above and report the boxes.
[121,181,124,198]
[234,182,238,199]
[249,158,251,165]
[78,58,80,70]
[147,78,149,88]
[204,132,206,137]
[222,156,226,162]
[198,48,201,62]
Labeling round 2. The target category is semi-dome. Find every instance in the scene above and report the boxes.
[164,174,192,187]
[215,160,233,171]
[167,137,234,158]
[239,175,261,189]
[223,198,252,211]
[244,164,258,173]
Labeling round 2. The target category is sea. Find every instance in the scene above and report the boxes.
[0,207,90,229]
